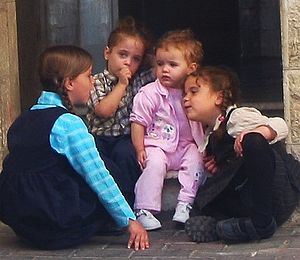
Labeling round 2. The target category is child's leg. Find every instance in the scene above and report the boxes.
[111,135,142,207]
[177,143,204,204]
[216,132,277,242]
[242,132,275,228]
[134,146,168,212]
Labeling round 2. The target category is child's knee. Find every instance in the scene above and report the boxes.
[242,132,269,153]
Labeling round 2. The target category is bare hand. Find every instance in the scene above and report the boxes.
[127,220,150,251]
[234,131,247,157]
[203,152,218,175]
[137,149,147,169]
[116,67,132,86]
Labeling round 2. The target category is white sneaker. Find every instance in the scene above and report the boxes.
[172,202,192,223]
[135,209,162,230]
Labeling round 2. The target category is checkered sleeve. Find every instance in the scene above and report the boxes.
[132,68,155,96]
[90,73,108,107]
[50,113,136,227]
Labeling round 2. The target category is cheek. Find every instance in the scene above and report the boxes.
[130,62,141,74]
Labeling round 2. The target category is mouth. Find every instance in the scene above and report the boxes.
[184,106,192,112]
[161,75,171,81]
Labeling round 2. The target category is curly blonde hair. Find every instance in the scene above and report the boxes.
[155,29,204,66]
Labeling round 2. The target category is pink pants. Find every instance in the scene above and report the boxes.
[134,143,204,212]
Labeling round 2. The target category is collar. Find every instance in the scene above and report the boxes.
[199,105,237,153]
[155,79,173,98]
[37,91,66,108]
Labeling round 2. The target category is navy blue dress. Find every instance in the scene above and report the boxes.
[0,107,112,249]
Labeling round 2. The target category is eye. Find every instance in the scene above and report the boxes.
[118,51,128,58]
[190,87,199,94]
[170,62,178,67]
[156,60,163,66]
[133,56,142,63]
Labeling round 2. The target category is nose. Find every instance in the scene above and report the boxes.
[162,65,169,72]
[124,57,131,66]
[183,93,189,102]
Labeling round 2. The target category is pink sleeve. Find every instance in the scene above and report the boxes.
[130,88,157,128]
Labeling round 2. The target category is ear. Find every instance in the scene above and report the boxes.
[187,62,197,75]
[104,46,110,60]
[215,90,224,106]
[64,77,74,91]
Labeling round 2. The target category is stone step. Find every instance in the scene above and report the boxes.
[162,178,180,211]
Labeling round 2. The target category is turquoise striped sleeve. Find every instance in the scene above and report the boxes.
[49,113,136,227]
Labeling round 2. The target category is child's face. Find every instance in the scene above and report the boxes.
[67,66,94,106]
[155,46,195,89]
[104,36,145,78]
[183,75,222,127]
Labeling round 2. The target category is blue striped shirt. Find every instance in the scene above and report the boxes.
[31,91,136,227]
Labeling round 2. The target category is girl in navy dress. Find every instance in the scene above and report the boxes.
[0,45,149,250]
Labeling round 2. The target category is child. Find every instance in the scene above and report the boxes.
[0,45,149,250]
[86,17,155,208]
[130,30,206,230]
[183,66,300,243]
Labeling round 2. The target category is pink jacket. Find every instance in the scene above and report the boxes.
[130,79,204,153]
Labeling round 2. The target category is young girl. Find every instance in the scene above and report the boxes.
[183,66,300,243]
[0,45,149,250]
[86,17,155,208]
[130,30,206,231]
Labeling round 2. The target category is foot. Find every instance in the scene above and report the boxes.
[216,217,277,243]
[172,202,192,223]
[135,209,162,231]
[185,216,219,242]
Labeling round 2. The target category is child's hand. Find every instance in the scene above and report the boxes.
[203,152,218,175]
[234,131,247,157]
[137,149,147,169]
[117,67,132,86]
[127,220,150,251]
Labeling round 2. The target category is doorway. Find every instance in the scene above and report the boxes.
[119,0,283,108]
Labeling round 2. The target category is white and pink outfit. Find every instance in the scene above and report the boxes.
[130,79,206,212]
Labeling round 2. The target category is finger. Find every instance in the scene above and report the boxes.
[134,235,141,251]
[127,232,135,249]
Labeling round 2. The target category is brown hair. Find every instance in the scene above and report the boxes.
[155,29,204,66]
[191,66,240,141]
[192,66,240,116]
[38,45,93,111]
[107,16,152,67]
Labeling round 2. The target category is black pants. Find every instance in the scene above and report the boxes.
[200,133,276,227]
[94,134,141,208]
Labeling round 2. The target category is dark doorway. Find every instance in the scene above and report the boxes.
[119,0,283,109]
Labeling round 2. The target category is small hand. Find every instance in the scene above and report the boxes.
[234,131,249,157]
[117,67,132,86]
[127,220,150,251]
[137,150,147,169]
[203,152,218,175]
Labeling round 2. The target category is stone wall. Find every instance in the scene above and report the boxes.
[280,0,300,160]
[0,0,20,169]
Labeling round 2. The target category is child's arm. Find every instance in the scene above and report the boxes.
[50,115,141,229]
[234,125,277,157]
[131,122,147,168]
[228,107,288,157]
[95,67,131,118]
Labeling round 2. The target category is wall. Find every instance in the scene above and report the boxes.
[0,0,20,168]
[280,0,300,160]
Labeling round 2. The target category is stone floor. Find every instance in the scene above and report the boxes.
[1,208,300,260]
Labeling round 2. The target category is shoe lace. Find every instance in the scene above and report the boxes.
[177,203,192,213]
[135,209,148,218]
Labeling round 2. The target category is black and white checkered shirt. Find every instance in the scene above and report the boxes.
[87,69,155,136]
